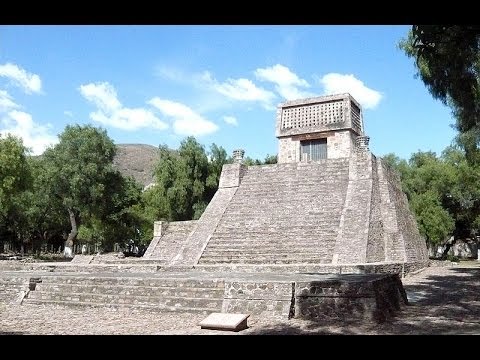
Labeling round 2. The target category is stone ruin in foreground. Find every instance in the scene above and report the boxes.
[144,93,428,273]
[0,94,429,325]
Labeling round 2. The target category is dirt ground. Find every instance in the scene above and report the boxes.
[1,261,479,335]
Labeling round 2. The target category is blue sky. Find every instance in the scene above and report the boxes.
[0,25,457,160]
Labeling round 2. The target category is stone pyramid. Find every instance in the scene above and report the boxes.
[144,94,428,274]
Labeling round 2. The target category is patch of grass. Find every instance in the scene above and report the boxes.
[32,253,69,262]
[446,254,460,263]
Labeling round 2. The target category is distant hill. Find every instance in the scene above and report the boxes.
[113,144,159,188]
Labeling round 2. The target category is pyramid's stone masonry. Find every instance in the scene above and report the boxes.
[145,94,428,273]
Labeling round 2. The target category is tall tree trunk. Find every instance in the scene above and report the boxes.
[441,236,455,260]
[64,208,78,258]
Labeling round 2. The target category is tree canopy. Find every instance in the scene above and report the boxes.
[0,134,31,217]
[0,135,32,249]
[0,124,279,256]
[41,125,123,253]
[383,145,480,249]
[400,25,480,161]
[148,137,228,221]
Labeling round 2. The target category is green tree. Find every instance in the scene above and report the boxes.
[399,25,480,161]
[78,172,143,250]
[206,143,229,200]
[0,134,32,250]
[410,190,455,247]
[0,134,31,217]
[263,154,278,164]
[383,147,480,250]
[242,154,278,166]
[149,139,230,222]
[15,156,67,254]
[148,137,276,223]
[441,146,480,238]
[243,157,262,166]
[403,151,456,247]
[152,138,209,221]
[42,125,117,256]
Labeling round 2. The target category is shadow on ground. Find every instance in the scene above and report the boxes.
[246,266,480,335]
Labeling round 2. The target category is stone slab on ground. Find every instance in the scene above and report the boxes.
[70,255,94,264]
[199,312,250,332]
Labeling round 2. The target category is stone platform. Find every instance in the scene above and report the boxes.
[0,266,407,323]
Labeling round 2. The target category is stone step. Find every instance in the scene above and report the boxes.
[214,218,343,223]
[211,231,340,237]
[214,222,342,227]
[200,250,334,256]
[191,262,342,274]
[22,298,219,314]
[205,238,337,245]
[243,168,348,174]
[0,276,30,303]
[242,176,348,181]
[35,283,224,298]
[36,276,224,288]
[237,180,348,185]
[224,198,346,203]
[200,250,334,257]
[11,263,161,274]
[90,259,166,265]
[220,207,345,213]
[202,247,335,254]
[244,165,347,171]
[213,217,343,223]
[241,177,348,183]
[0,277,30,285]
[192,264,345,273]
[212,227,340,232]
[27,291,223,309]
[207,232,337,243]
[250,177,346,182]
[209,231,339,237]
[198,258,332,264]
[226,194,347,200]
[205,243,336,248]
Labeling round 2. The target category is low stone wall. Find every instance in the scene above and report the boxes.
[222,281,293,319]
[192,261,429,277]
[0,261,160,273]
[0,259,430,278]
[294,274,407,322]
[0,266,409,323]
[219,274,406,322]
[0,275,31,304]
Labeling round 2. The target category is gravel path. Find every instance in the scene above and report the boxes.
[1,261,479,335]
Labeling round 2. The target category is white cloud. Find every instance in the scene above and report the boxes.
[155,65,188,83]
[64,110,73,118]
[90,108,168,131]
[148,97,218,136]
[255,64,314,101]
[156,66,276,110]
[1,110,58,155]
[79,82,121,113]
[200,71,276,110]
[0,90,19,112]
[223,115,238,126]
[79,82,168,131]
[319,73,382,110]
[0,63,42,94]
[0,64,54,155]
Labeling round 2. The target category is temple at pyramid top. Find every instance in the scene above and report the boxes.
[276,93,368,163]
